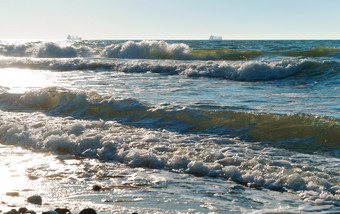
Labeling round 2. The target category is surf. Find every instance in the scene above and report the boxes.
[0,87,339,153]
[1,40,340,60]
[1,57,337,82]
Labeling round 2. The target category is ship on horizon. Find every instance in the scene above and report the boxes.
[209,35,222,40]
[67,35,82,40]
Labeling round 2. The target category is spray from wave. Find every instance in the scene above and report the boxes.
[0,42,93,58]
[102,40,192,59]
[1,40,340,60]
[0,87,339,153]
[1,57,334,81]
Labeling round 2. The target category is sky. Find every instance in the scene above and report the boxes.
[0,0,339,40]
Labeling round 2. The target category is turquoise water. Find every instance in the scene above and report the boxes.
[0,40,339,213]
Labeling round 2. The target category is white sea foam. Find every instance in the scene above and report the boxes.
[0,42,93,58]
[36,42,93,58]
[1,40,340,60]
[0,40,191,59]
[1,39,339,213]
[0,109,339,206]
[1,87,339,148]
[0,57,321,81]
[181,59,311,80]
[102,40,192,59]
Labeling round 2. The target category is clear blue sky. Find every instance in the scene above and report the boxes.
[1,0,339,40]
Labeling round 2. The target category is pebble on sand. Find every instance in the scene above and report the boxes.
[92,184,102,191]
[5,209,36,214]
[55,208,72,214]
[4,206,99,214]
[4,209,19,214]
[79,208,97,214]
[18,207,28,213]
[42,211,59,214]
[27,195,42,205]
[5,192,19,197]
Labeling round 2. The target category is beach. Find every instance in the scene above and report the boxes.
[0,39,339,213]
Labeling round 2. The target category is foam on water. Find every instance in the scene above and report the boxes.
[3,145,336,214]
[0,41,93,58]
[1,57,337,81]
[102,40,192,59]
[0,39,339,213]
[0,87,339,153]
[36,42,93,58]
[0,110,339,209]
[1,40,340,60]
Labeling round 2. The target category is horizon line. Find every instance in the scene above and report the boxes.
[1,37,339,41]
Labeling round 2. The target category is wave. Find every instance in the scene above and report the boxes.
[1,109,340,206]
[1,57,336,81]
[0,42,94,58]
[102,40,192,59]
[191,48,265,60]
[1,87,339,206]
[285,46,340,58]
[192,46,340,60]
[1,41,339,60]
[36,42,93,58]
[0,87,339,153]
[0,41,191,59]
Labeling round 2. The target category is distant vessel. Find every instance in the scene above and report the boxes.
[67,35,82,40]
[209,35,222,40]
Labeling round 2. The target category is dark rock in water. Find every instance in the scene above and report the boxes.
[4,209,19,214]
[6,192,19,197]
[28,175,39,180]
[78,208,97,214]
[268,183,285,192]
[18,207,28,214]
[42,211,59,214]
[92,184,102,191]
[24,210,36,214]
[55,208,72,214]
[27,195,42,205]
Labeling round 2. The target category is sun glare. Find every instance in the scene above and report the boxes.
[0,165,15,193]
[0,149,29,208]
[0,68,53,93]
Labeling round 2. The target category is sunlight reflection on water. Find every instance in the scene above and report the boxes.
[0,68,55,93]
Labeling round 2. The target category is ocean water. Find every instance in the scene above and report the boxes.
[0,40,339,213]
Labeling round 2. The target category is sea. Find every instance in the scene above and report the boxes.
[0,40,339,213]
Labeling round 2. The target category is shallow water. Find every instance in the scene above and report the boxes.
[0,40,339,213]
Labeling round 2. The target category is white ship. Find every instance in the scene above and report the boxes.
[67,35,82,40]
[209,35,222,40]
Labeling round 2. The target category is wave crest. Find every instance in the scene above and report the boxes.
[182,59,314,81]
[286,46,340,57]
[0,87,339,152]
[1,108,339,206]
[102,40,192,59]
[1,41,340,60]
[0,42,93,58]
[1,57,330,81]
[0,43,34,57]
[36,42,93,58]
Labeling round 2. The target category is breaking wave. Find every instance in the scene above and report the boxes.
[0,88,339,206]
[0,87,339,153]
[0,42,93,58]
[1,40,339,60]
[1,57,337,81]
[102,40,192,59]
